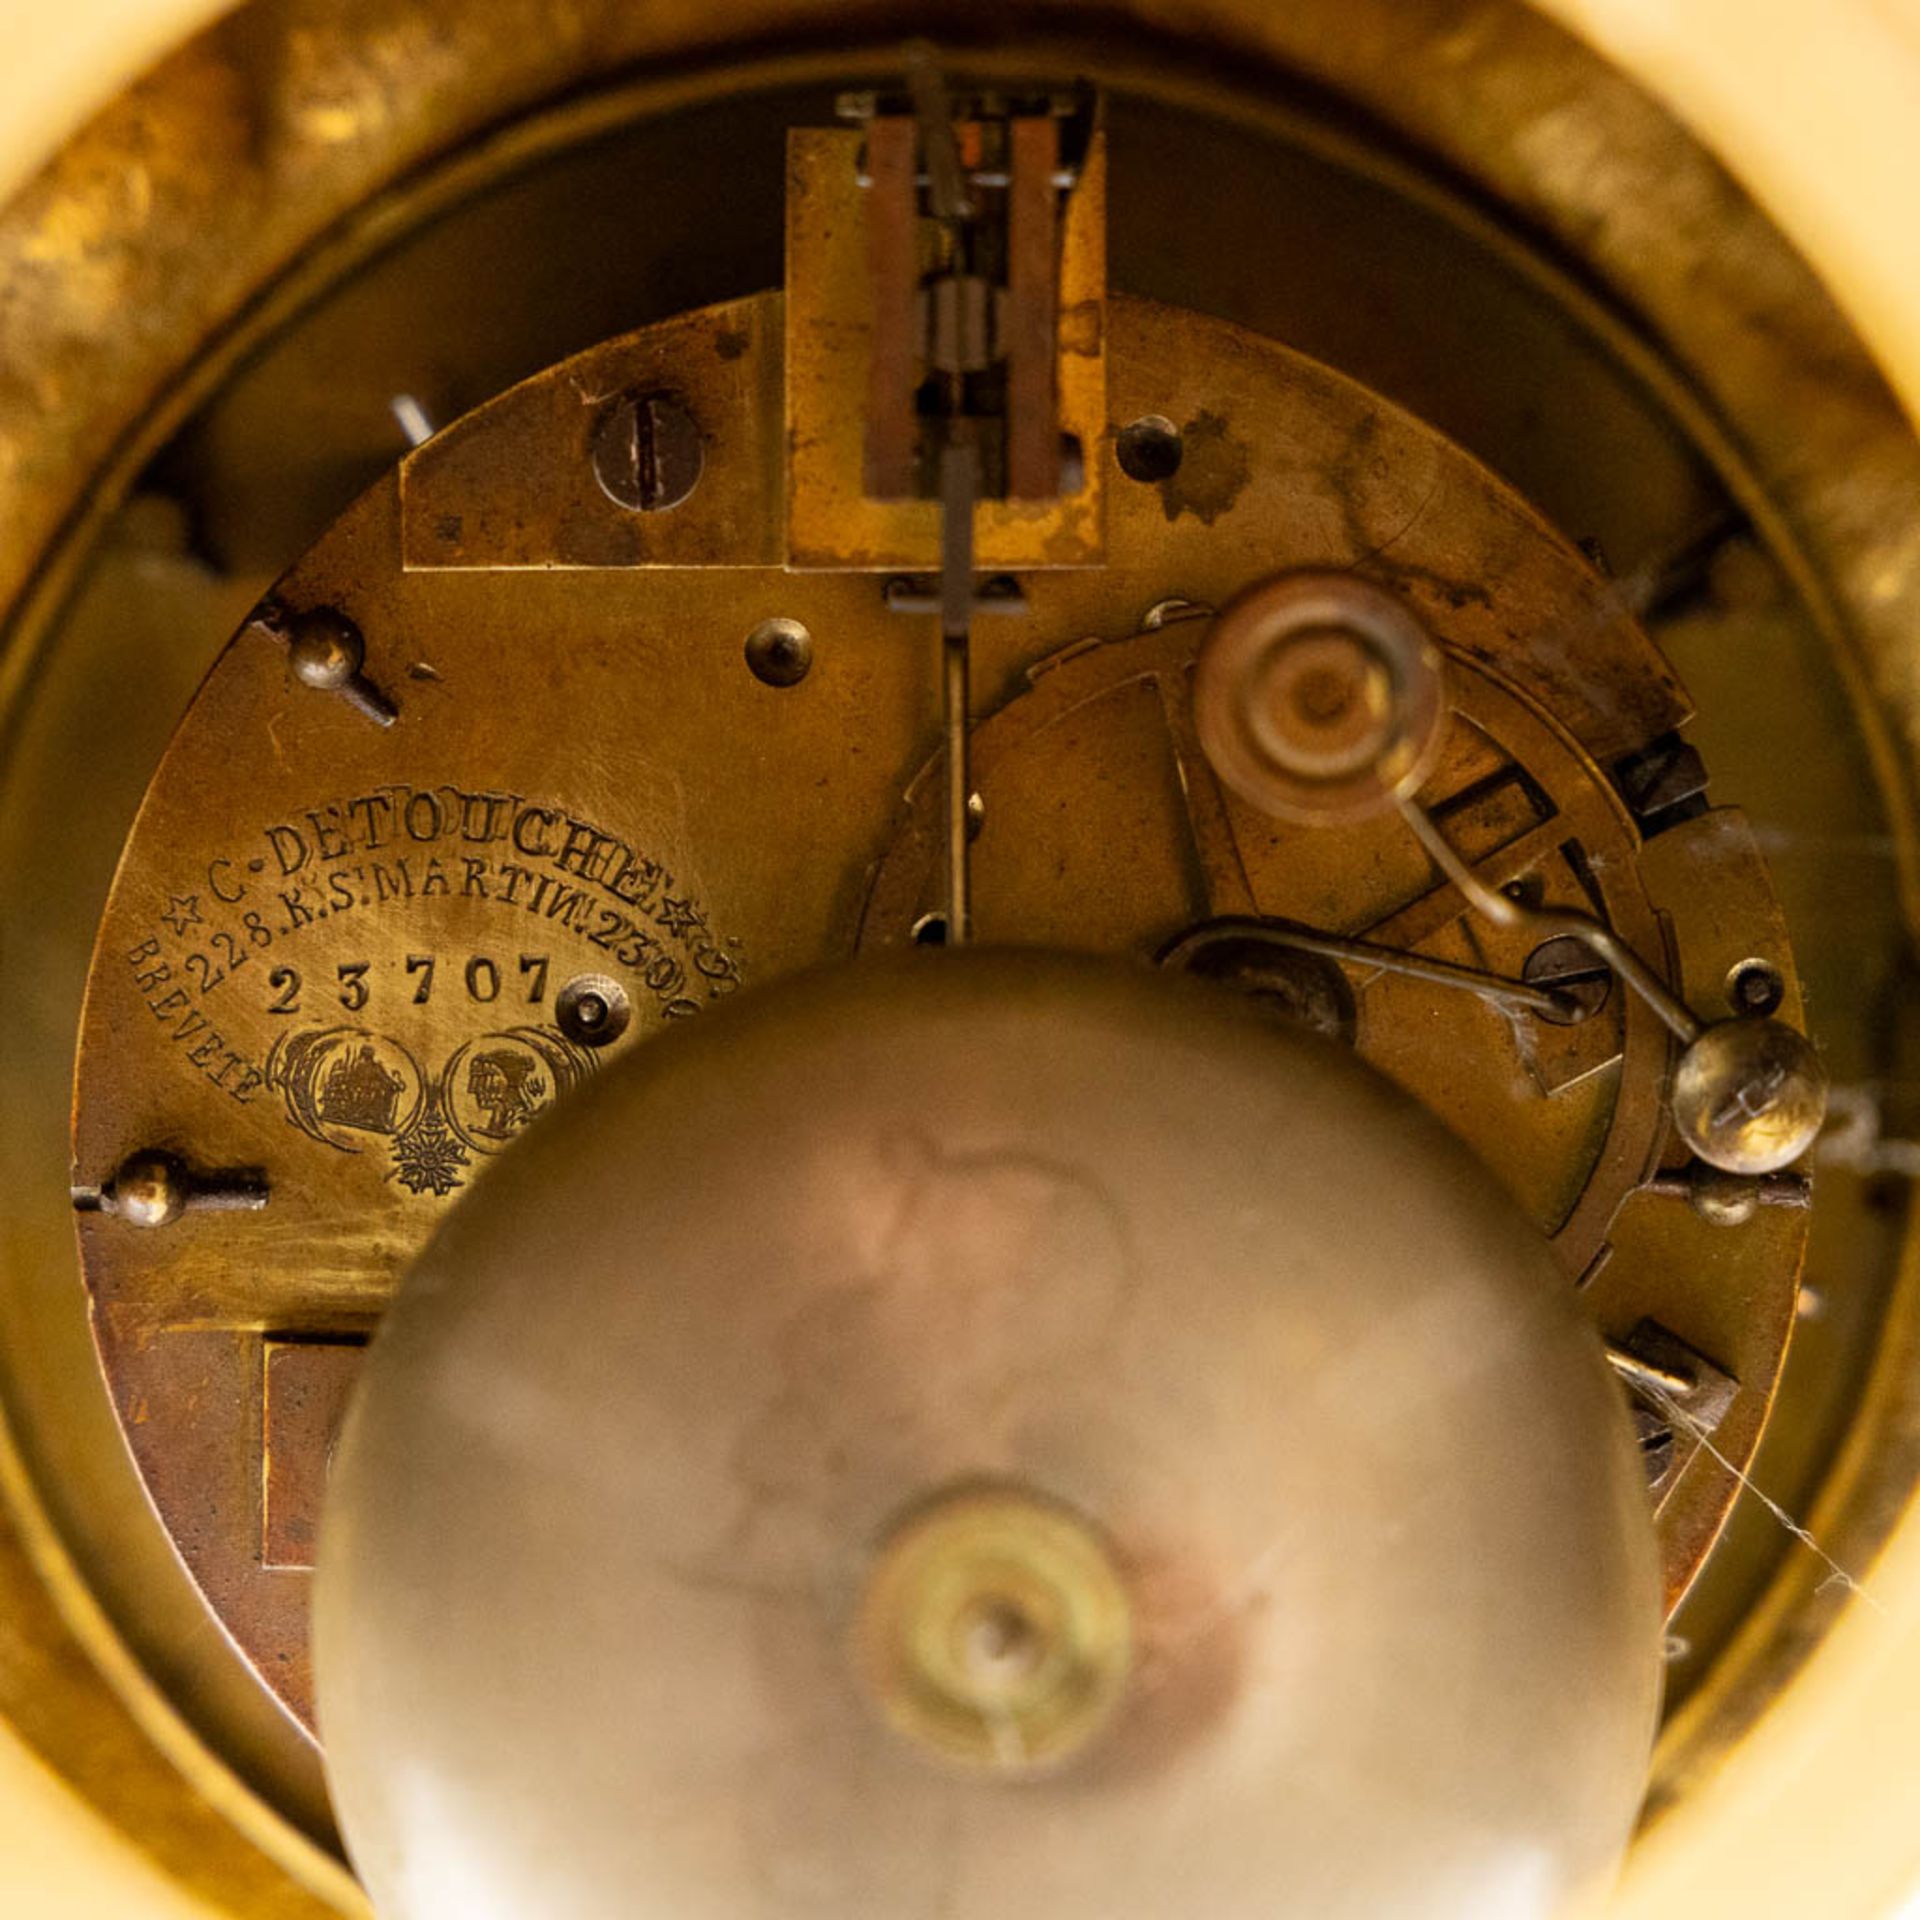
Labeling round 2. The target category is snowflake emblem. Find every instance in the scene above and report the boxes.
[390,1102,470,1197]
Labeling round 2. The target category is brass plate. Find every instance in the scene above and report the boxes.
[784,125,1108,571]
[862,615,1806,1612]
[72,287,1806,1731]
[0,4,1914,1908]
[399,298,786,572]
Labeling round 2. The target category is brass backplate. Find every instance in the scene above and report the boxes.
[71,289,1805,1734]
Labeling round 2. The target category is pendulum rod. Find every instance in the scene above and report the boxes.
[940,439,978,943]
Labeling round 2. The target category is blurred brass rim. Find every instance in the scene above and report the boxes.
[1193,570,1446,821]
[855,1484,1135,1774]
[0,0,1915,1909]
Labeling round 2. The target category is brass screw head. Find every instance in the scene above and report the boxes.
[110,1149,188,1229]
[287,609,365,690]
[744,617,814,688]
[1672,1017,1828,1176]
[854,1484,1133,1776]
[591,391,703,513]
[554,972,631,1049]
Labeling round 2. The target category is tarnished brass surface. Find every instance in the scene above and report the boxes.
[784,126,1107,571]
[314,951,1663,1919]
[74,288,1805,1730]
[860,615,1807,1617]
[398,299,786,573]
[1,1,1917,1910]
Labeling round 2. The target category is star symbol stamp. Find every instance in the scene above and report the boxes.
[160,892,204,938]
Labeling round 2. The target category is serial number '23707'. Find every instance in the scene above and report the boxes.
[265,954,557,1015]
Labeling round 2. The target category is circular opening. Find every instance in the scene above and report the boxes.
[1115,413,1183,483]
[911,912,950,947]
[954,1595,1046,1690]
[1727,958,1786,1017]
